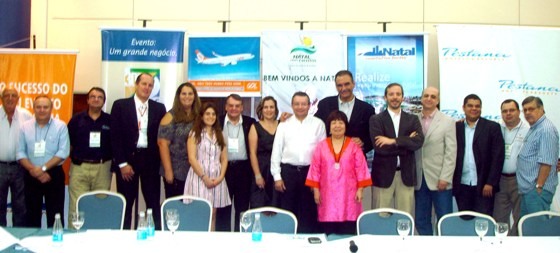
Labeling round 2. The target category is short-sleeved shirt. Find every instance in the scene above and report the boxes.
[16,118,70,166]
[158,111,193,181]
[67,110,112,162]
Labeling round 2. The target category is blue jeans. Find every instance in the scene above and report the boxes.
[520,188,553,218]
[414,175,453,235]
[0,163,26,227]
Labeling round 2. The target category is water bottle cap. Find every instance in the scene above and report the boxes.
[147,209,152,214]
[55,213,61,218]
[139,211,145,217]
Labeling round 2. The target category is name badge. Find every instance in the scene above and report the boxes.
[34,140,46,157]
[334,163,340,170]
[90,131,101,148]
[139,118,148,131]
[228,138,239,153]
[505,144,512,160]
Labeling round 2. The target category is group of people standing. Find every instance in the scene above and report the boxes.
[1,70,558,237]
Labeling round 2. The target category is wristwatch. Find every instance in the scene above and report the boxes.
[41,165,47,172]
[536,184,543,190]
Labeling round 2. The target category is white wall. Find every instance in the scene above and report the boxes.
[30,0,560,93]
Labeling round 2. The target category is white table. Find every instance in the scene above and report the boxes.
[15,230,560,253]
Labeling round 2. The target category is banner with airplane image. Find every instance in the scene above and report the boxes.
[261,31,345,114]
[347,34,427,115]
[187,35,261,97]
[101,28,185,111]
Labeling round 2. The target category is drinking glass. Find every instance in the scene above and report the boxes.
[397,219,411,240]
[495,222,509,244]
[240,212,252,232]
[166,209,180,235]
[71,211,85,233]
[474,219,488,241]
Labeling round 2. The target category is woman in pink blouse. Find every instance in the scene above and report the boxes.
[305,110,372,235]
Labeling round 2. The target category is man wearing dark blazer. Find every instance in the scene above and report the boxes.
[215,94,256,232]
[111,73,166,229]
[369,83,424,215]
[315,70,375,155]
[453,94,505,216]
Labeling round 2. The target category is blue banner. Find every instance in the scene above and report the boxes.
[101,30,184,63]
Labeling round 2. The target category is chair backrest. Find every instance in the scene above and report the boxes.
[241,207,297,235]
[518,211,560,236]
[357,208,414,236]
[438,211,496,236]
[161,195,212,232]
[77,190,126,230]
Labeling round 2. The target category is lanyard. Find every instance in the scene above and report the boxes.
[35,121,52,142]
[503,122,523,146]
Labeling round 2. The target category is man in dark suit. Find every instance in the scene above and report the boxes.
[454,94,504,216]
[215,94,256,232]
[369,83,424,215]
[111,73,166,229]
[315,70,375,155]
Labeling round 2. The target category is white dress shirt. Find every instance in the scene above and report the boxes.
[0,106,32,161]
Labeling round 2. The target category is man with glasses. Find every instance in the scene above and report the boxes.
[67,87,112,229]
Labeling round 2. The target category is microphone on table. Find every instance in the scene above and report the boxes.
[349,240,358,253]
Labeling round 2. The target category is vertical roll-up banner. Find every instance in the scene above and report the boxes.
[0,49,78,184]
[347,34,427,114]
[101,28,185,111]
[261,31,345,114]
[187,35,261,97]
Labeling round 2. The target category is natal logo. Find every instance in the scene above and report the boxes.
[358,45,416,57]
[290,36,317,63]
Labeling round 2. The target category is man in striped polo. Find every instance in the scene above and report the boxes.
[517,96,559,216]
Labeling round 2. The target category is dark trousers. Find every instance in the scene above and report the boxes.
[414,175,453,235]
[0,163,26,227]
[163,178,186,199]
[24,166,65,228]
[216,159,251,232]
[455,184,494,216]
[278,164,319,233]
[116,149,161,230]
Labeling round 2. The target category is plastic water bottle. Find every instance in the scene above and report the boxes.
[52,213,63,246]
[137,211,147,241]
[252,213,262,242]
[146,208,155,239]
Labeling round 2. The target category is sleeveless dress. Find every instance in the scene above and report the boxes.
[183,131,231,208]
[249,121,278,208]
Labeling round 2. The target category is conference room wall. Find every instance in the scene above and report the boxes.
[30,0,560,94]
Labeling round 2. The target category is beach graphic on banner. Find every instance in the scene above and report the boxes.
[347,34,426,114]
[262,31,345,114]
[187,36,261,97]
[101,28,185,111]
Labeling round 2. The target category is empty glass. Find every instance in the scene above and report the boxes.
[474,219,488,241]
[495,222,509,244]
[240,212,252,232]
[397,219,411,240]
[71,211,85,233]
[166,209,180,235]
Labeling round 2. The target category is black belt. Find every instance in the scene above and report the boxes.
[0,160,18,166]
[501,173,516,177]
[396,167,401,171]
[72,158,111,165]
[228,159,248,165]
[281,163,309,171]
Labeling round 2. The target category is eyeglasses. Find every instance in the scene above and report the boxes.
[88,96,105,100]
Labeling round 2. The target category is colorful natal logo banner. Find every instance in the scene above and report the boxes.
[101,28,185,111]
[347,34,426,114]
[0,49,77,124]
[437,24,560,127]
[261,31,345,114]
[187,35,261,97]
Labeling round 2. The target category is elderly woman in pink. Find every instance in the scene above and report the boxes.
[305,110,372,235]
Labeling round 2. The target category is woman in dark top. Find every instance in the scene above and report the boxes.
[248,96,279,207]
[157,82,201,198]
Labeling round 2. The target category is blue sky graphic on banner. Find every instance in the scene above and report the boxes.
[348,34,426,114]
[188,36,260,97]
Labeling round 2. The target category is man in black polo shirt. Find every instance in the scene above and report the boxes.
[67,87,112,229]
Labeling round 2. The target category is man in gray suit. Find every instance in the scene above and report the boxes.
[414,87,457,235]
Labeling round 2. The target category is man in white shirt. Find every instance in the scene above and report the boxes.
[271,91,326,233]
[0,87,32,227]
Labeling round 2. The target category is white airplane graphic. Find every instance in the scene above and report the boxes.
[195,49,255,66]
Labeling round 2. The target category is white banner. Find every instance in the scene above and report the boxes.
[261,31,345,114]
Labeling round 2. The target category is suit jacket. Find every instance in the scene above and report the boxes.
[414,110,457,191]
[223,114,256,159]
[110,97,166,169]
[315,96,375,154]
[369,110,424,188]
[453,117,505,195]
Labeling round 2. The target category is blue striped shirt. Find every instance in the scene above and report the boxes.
[517,115,559,194]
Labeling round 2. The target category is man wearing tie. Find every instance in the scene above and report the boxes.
[111,73,166,229]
